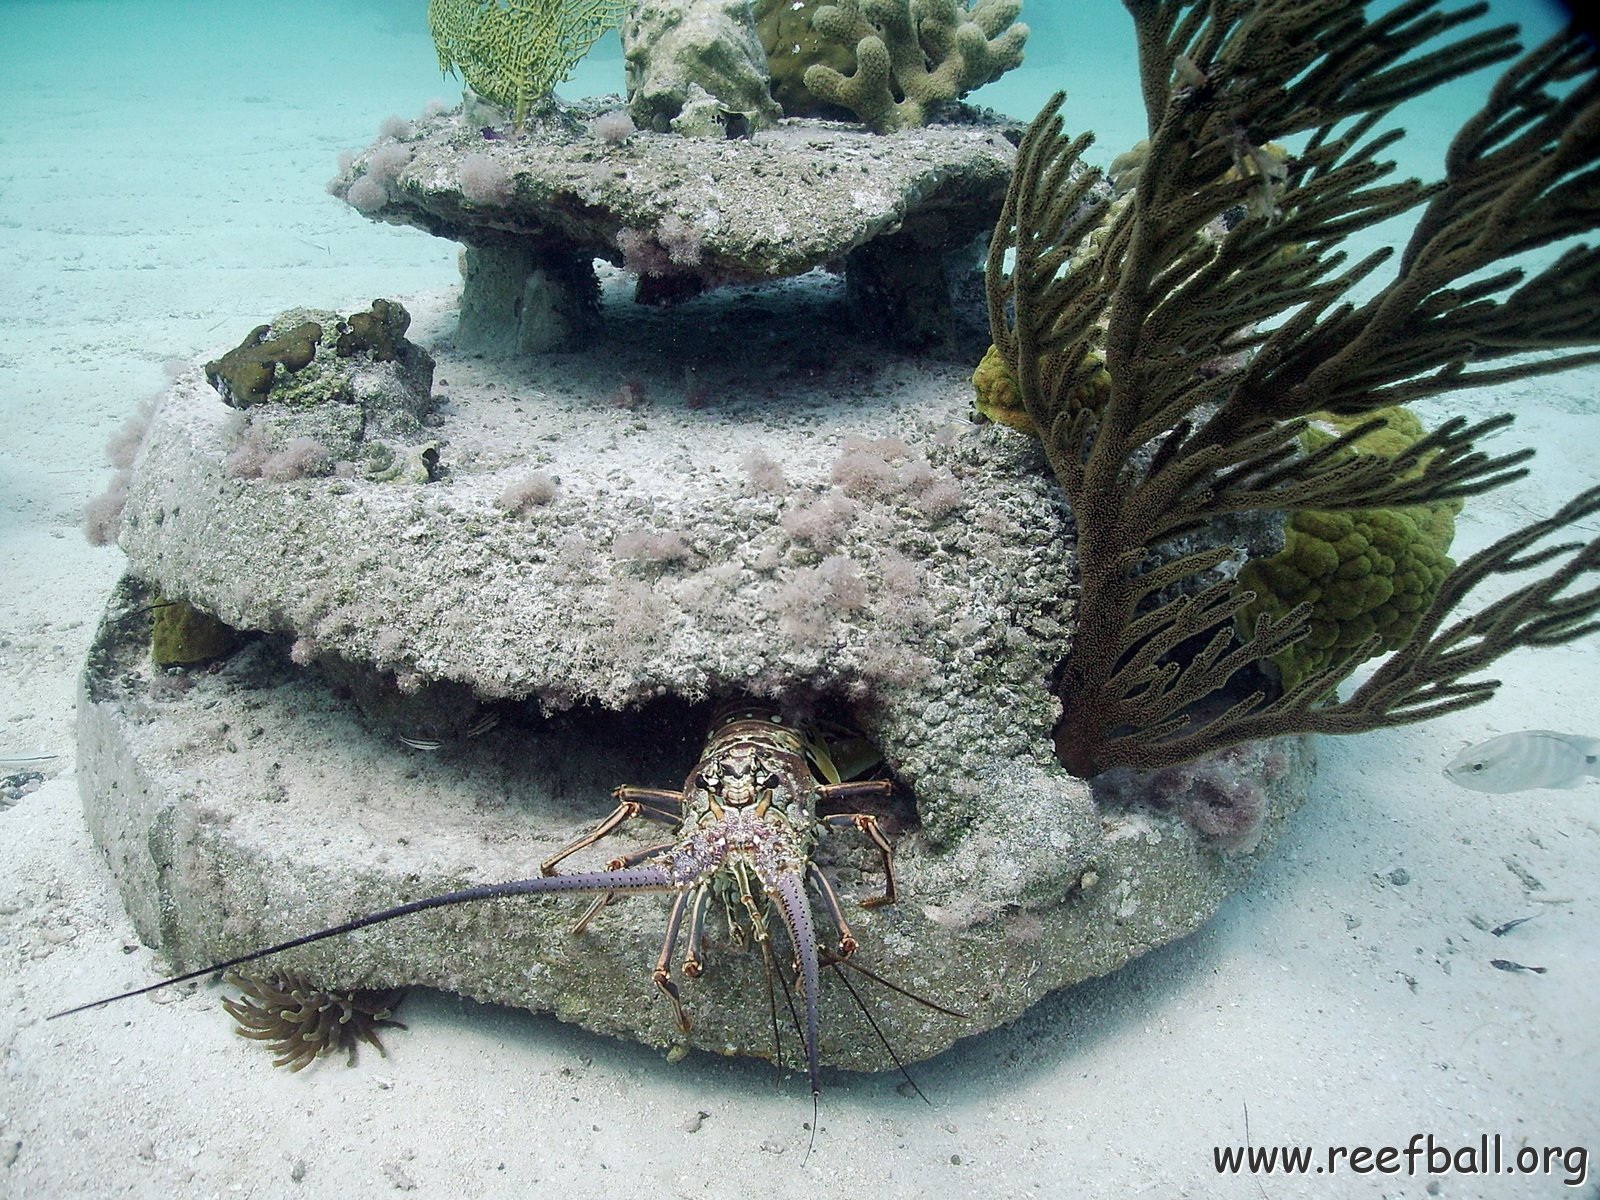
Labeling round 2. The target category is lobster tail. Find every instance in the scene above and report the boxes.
[769,868,822,1097]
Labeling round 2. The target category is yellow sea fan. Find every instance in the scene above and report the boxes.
[428,0,629,126]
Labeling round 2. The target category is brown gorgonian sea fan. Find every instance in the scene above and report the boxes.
[222,968,407,1071]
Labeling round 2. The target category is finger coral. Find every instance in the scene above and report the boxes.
[754,0,859,117]
[789,0,1028,132]
[222,969,407,1072]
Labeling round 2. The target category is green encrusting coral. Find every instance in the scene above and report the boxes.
[335,298,411,362]
[1235,409,1460,693]
[203,302,432,411]
[428,0,629,127]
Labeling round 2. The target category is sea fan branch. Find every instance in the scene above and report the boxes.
[987,6,1600,776]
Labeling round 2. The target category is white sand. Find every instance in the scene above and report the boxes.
[2,3,1595,1197]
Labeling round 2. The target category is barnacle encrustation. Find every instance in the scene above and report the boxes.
[222,968,407,1071]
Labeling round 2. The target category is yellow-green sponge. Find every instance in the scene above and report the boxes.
[971,342,1112,433]
[152,600,239,668]
[1234,407,1460,693]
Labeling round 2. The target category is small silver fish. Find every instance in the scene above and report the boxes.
[395,713,500,752]
[1443,730,1600,793]
[0,753,58,768]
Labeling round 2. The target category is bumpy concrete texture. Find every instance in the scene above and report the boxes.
[80,578,1314,1071]
[78,293,1317,1073]
[330,95,1020,349]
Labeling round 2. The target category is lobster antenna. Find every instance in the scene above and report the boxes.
[827,954,967,1019]
[758,937,793,1091]
[828,961,931,1107]
[807,1089,819,1168]
[49,868,674,1020]
[762,934,820,1167]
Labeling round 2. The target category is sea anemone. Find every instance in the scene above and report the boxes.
[222,969,407,1071]
[377,114,415,141]
[498,470,558,513]
[345,174,390,214]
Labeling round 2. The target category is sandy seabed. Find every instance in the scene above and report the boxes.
[1,3,1595,1197]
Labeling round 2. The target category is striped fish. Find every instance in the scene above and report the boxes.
[1443,730,1600,793]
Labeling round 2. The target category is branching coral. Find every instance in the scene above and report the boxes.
[987,2,1600,777]
[797,0,1028,132]
[428,0,629,127]
[222,969,407,1072]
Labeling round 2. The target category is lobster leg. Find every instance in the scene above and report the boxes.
[805,865,860,958]
[569,841,679,935]
[652,886,697,1033]
[606,840,679,870]
[818,779,894,807]
[540,790,682,875]
[570,894,611,936]
[729,861,771,946]
[820,811,897,908]
[614,786,690,806]
[681,885,711,978]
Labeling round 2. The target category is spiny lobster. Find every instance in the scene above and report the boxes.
[52,703,949,1119]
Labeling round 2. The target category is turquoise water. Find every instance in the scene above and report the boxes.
[0,0,1576,342]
